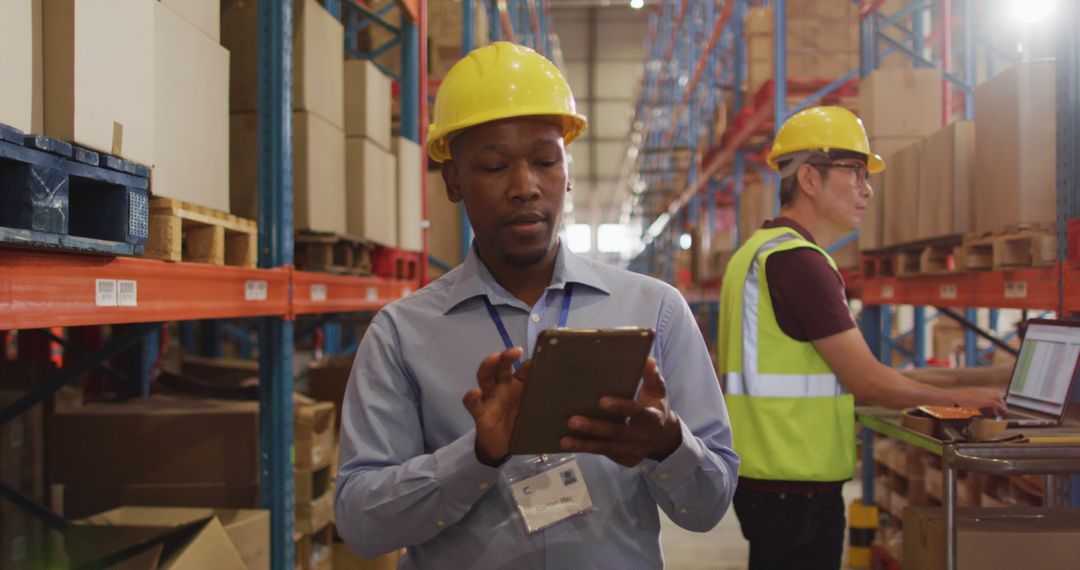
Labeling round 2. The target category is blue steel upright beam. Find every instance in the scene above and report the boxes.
[459,0,476,264]
[913,306,927,367]
[257,1,296,568]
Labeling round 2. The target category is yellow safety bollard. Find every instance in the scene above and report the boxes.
[847,499,878,569]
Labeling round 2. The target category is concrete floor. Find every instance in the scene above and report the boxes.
[659,480,862,570]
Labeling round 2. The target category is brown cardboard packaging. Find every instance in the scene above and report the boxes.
[68,507,253,570]
[295,488,334,536]
[829,240,859,269]
[973,60,1057,232]
[738,182,777,244]
[0,0,33,132]
[153,2,230,211]
[394,137,424,251]
[308,356,354,434]
[858,68,942,139]
[861,136,924,250]
[882,141,922,246]
[160,0,219,41]
[917,121,975,239]
[334,542,402,570]
[426,170,463,274]
[62,482,260,520]
[345,60,393,150]
[49,396,259,485]
[44,0,155,164]
[346,136,398,246]
[231,111,347,234]
[223,0,345,129]
[903,506,1080,570]
[296,401,336,471]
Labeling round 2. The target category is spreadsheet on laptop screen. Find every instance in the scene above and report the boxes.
[1006,323,1080,416]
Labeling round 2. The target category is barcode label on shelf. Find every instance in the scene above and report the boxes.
[117,280,138,307]
[1004,281,1028,299]
[882,285,894,299]
[244,280,268,301]
[310,284,327,302]
[366,287,378,301]
[939,284,958,300]
[95,279,117,306]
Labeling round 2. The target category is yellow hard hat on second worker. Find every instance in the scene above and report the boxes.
[766,106,885,173]
[427,41,588,163]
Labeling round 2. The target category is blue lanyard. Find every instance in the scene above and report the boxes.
[483,283,574,370]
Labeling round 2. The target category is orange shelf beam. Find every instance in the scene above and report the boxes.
[293,271,418,315]
[861,265,1062,312]
[0,250,291,330]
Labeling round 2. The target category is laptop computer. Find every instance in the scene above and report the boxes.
[1000,319,1080,428]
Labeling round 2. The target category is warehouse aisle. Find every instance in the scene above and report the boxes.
[660,480,862,569]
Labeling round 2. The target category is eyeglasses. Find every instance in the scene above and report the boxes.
[819,162,869,186]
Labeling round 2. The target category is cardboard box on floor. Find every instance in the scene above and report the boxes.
[917,121,975,240]
[231,111,347,234]
[68,507,268,570]
[973,60,1057,232]
[0,0,33,132]
[160,0,219,41]
[61,482,260,520]
[394,137,424,251]
[345,60,392,150]
[882,141,922,246]
[346,136,398,246]
[153,1,230,211]
[858,67,942,139]
[44,0,155,164]
[903,506,1080,570]
[49,396,259,485]
[223,0,344,128]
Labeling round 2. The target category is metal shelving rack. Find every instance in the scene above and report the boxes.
[0,1,427,568]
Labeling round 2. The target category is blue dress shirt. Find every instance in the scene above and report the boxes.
[335,243,740,569]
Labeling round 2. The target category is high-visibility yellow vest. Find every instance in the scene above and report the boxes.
[718,226,855,481]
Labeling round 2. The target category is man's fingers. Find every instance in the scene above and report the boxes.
[462,388,483,417]
[475,352,502,394]
[638,357,667,400]
[514,359,533,383]
[494,347,523,384]
[567,415,625,440]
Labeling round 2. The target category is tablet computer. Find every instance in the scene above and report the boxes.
[508,327,656,455]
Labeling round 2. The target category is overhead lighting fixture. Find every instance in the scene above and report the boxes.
[678,233,692,250]
[1011,0,1054,23]
[630,0,644,10]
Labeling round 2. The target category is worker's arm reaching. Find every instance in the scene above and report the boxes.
[812,327,1007,414]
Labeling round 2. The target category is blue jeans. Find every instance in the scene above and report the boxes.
[732,485,846,570]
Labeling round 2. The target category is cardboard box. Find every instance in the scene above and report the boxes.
[973,60,1057,232]
[296,401,336,471]
[31,0,44,133]
[298,524,334,570]
[346,136,398,246]
[295,488,334,536]
[153,2,230,211]
[345,60,393,149]
[861,136,924,250]
[394,137,424,251]
[308,356,354,434]
[738,182,776,244]
[903,506,1080,570]
[230,111,347,234]
[917,121,975,239]
[68,507,253,570]
[829,239,859,269]
[426,170,463,273]
[160,0,219,42]
[62,482,260,520]
[50,396,259,485]
[882,141,922,246]
[333,542,402,570]
[0,392,44,502]
[0,0,33,132]
[44,0,155,164]
[858,68,942,139]
[223,0,345,128]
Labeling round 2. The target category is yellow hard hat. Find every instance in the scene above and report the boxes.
[766,106,885,173]
[426,41,588,163]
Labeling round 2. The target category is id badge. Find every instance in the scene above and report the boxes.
[503,454,594,533]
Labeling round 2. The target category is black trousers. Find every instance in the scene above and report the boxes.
[732,485,846,570]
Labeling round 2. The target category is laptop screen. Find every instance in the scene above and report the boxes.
[1006,321,1080,417]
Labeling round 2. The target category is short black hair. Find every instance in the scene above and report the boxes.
[777,150,868,206]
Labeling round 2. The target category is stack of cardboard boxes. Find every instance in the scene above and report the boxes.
[344,60,398,248]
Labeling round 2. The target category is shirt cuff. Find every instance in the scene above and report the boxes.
[638,420,704,493]
[433,430,503,509]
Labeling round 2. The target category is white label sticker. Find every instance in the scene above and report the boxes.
[310,284,327,302]
[312,445,324,464]
[1004,281,1028,299]
[402,287,412,297]
[117,280,138,306]
[882,284,895,299]
[95,279,117,306]
[939,284,958,300]
[366,287,378,301]
[244,280,268,301]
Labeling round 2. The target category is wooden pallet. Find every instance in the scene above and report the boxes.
[862,235,962,278]
[960,223,1056,271]
[145,197,257,267]
[295,231,373,275]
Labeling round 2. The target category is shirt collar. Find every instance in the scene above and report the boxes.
[443,241,612,314]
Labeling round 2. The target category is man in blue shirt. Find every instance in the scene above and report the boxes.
[334,41,739,569]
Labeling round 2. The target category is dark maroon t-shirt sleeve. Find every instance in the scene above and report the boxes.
[764,247,856,341]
